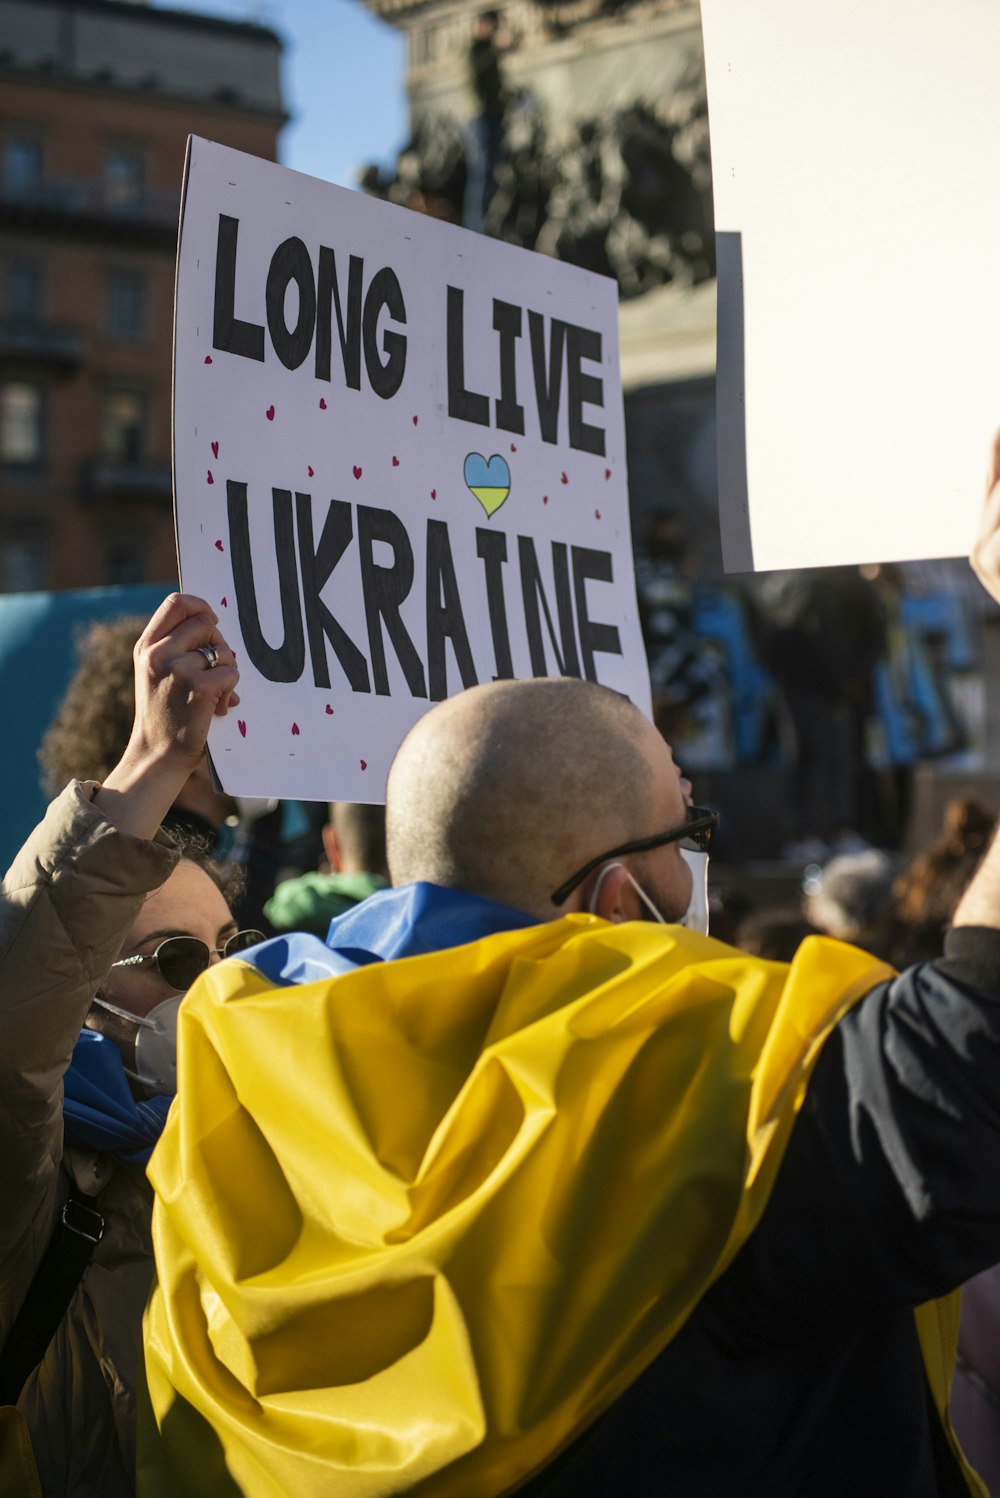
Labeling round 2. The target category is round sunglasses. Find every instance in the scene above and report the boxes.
[110,929,265,991]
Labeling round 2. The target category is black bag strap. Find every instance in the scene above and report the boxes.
[0,1189,104,1406]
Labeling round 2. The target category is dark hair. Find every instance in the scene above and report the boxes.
[328,802,388,876]
[886,797,996,966]
[39,615,145,796]
[168,824,246,911]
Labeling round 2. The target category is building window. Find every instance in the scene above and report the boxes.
[0,382,44,465]
[2,137,42,198]
[104,532,148,586]
[105,269,146,340]
[4,260,44,324]
[102,387,146,462]
[103,146,145,212]
[0,535,48,593]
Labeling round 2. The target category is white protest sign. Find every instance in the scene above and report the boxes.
[700,1,1000,571]
[174,138,649,802]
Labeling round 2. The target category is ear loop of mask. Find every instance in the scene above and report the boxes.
[89,994,181,1097]
[588,862,667,923]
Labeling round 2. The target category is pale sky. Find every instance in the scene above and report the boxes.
[154,0,409,189]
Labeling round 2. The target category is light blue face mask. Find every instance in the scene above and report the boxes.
[588,850,711,936]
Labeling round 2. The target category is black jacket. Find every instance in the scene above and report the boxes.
[524,928,1000,1496]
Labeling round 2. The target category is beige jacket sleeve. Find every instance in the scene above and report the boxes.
[0,781,178,1336]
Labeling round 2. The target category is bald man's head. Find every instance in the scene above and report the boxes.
[387,679,667,917]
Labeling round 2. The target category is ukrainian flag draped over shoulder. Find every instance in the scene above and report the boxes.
[141,913,925,1497]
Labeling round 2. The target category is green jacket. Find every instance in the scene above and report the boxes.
[264,870,387,937]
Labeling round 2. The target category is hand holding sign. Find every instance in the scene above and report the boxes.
[96,593,239,839]
[132,593,240,759]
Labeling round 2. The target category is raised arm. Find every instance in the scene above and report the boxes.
[0,595,238,1302]
[952,432,1000,928]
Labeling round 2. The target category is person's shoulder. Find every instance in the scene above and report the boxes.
[265,871,349,933]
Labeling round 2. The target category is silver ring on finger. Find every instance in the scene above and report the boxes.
[196,643,220,669]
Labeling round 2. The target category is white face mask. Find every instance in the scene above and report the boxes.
[678,848,711,936]
[89,994,181,1097]
[588,851,711,935]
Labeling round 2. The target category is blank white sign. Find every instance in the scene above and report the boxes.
[701,0,1000,571]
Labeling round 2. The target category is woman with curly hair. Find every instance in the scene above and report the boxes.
[1,594,261,1496]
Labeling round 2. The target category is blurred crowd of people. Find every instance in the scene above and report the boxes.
[635,507,984,859]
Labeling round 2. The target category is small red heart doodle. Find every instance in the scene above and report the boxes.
[595,509,602,520]
[211,441,219,459]
[308,465,314,477]
[214,539,224,552]
[430,489,437,500]
[221,596,228,608]
[561,472,569,485]
[543,495,549,505]
[412,414,418,426]
[353,465,362,480]
[204,355,213,365]
[392,455,399,467]
[207,470,214,485]
[319,397,327,410]
[325,704,334,715]
[266,405,275,421]
[511,443,518,452]
[291,722,300,736]
[360,759,368,771]
[604,468,611,480]
[237,720,246,738]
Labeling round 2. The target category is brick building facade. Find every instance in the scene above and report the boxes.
[0,0,285,592]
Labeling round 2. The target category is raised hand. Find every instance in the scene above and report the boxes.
[95,593,240,839]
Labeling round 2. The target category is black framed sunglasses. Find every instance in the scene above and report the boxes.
[550,806,720,908]
[110,929,265,991]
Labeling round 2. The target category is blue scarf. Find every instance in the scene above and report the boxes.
[63,1029,171,1169]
